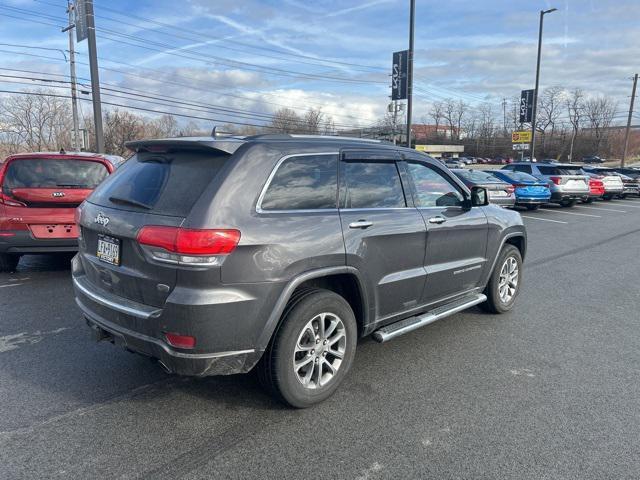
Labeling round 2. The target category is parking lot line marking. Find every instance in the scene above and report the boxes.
[540,208,600,218]
[0,283,24,288]
[608,202,640,209]
[575,205,627,213]
[521,215,568,224]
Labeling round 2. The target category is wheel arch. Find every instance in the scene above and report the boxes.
[255,267,370,352]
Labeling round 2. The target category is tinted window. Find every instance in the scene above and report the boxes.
[91,151,229,217]
[496,170,539,183]
[260,154,338,210]
[513,164,533,174]
[407,162,464,208]
[3,158,108,190]
[341,161,405,208]
[453,169,500,183]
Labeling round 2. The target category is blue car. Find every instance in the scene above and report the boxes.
[486,170,551,210]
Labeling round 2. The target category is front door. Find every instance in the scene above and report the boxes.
[403,160,489,304]
[338,152,427,323]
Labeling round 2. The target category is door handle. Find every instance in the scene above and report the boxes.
[428,216,446,224]
[349,220,373,229]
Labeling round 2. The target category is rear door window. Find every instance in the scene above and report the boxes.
[340,161,406,208]
[90,150,229,217]
[260,154,338,210]
[513,164,533,174]
[3,158,108,190]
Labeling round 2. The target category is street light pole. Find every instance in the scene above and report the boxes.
[85,0,104,153]
[405,0,415,148]
[63,1,80,151]
[530,8,556,160]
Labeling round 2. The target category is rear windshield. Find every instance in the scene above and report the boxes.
[2,158,108,190]
[89,150,229,217]
[538,165,584,175]
[453,169,500,183]
[494,170,538,183]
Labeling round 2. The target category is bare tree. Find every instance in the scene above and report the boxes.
[270,108,301,133]
[565,88,584,162]
[585,96,618,153]
[302,108,324,134]
[441,98,468,140]
[0,89,72,152]
[536,86,564,156]
[428,101,444,137]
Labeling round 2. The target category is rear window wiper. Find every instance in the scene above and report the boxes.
[108,195,152,210]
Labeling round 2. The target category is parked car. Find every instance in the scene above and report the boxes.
[616,173,640,197]
[457,156,475,165]
[502,162,589,207]
[486,170,551,210]
[583,176,605,203]
[451,169,516,207]
[444,158,464,168]
[582,167,625,200]
[612,167,640,180]
[582,155,606,164]
[72,134,527,407]
[0,151,121,272]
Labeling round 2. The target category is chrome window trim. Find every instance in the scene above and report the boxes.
[255,151,340,214]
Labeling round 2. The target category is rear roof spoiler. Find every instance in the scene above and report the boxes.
[125,137,246,155]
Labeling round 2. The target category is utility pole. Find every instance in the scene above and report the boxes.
[405,0,415,148]
[502,97,507,135]
[530,8,557,160]
[85,0,104,152]
[62,1,80,151]
[622,73,638,167]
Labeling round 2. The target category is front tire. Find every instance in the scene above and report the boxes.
[481,244,522,314]
[0,253,20,273]
[257,289,357,408]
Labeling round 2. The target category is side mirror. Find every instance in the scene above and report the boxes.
[470,186,489,207]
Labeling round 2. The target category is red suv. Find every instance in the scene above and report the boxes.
[0,152,121,272]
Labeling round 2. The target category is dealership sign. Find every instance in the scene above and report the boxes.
[512,131,532,143]
[519,89,534,124]
[391,50,408,100]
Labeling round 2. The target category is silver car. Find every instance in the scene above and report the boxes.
[503,162,589,207]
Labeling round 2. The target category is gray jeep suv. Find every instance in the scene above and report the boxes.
[72,135,526,407]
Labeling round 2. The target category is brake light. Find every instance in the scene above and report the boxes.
[506,185,515,194]
[0,192,26,207]
[549,176,562,185]
[164,332,196,349]
[137,226,240,265]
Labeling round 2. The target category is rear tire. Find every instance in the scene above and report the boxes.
[560,199,576,207]
[525,204,539,210]
[257,289,357,408]
[480,244,522,314]
[582,197,594,204]
[0,253,20,273]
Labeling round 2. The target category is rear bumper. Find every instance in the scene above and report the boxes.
[515,196,550,205]
[550,191,589,202]
[0,230,78,254]
[71,257,277,376]
[489,196,516,206]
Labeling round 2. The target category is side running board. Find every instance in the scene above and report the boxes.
[372,293,487,343]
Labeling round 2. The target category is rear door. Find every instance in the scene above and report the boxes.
[338,150,427,322]
[78,149,230,308]
[403,160,488,304]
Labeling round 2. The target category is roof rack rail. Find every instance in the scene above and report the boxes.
[243,134,292,140]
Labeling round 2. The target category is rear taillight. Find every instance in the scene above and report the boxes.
[0,192,26,207]
[506,186,515,194]
[137,226,240,266]
[549,176,562,185]
[164,332,196,349]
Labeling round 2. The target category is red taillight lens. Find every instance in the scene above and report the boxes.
[506,186,515,194]
[164,332,196,349]
[549,176,562,185]
[0,192,26,207]
[137,226,241,255]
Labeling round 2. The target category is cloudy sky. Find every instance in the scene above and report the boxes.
[0,0,638,130]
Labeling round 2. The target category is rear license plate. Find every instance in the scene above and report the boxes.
[490,191,508,197]
[97,234,121,266]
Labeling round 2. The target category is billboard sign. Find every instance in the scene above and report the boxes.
[512,131,532,143]
[391,50,408,100]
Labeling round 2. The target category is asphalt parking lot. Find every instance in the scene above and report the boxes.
[1,200,640,480]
